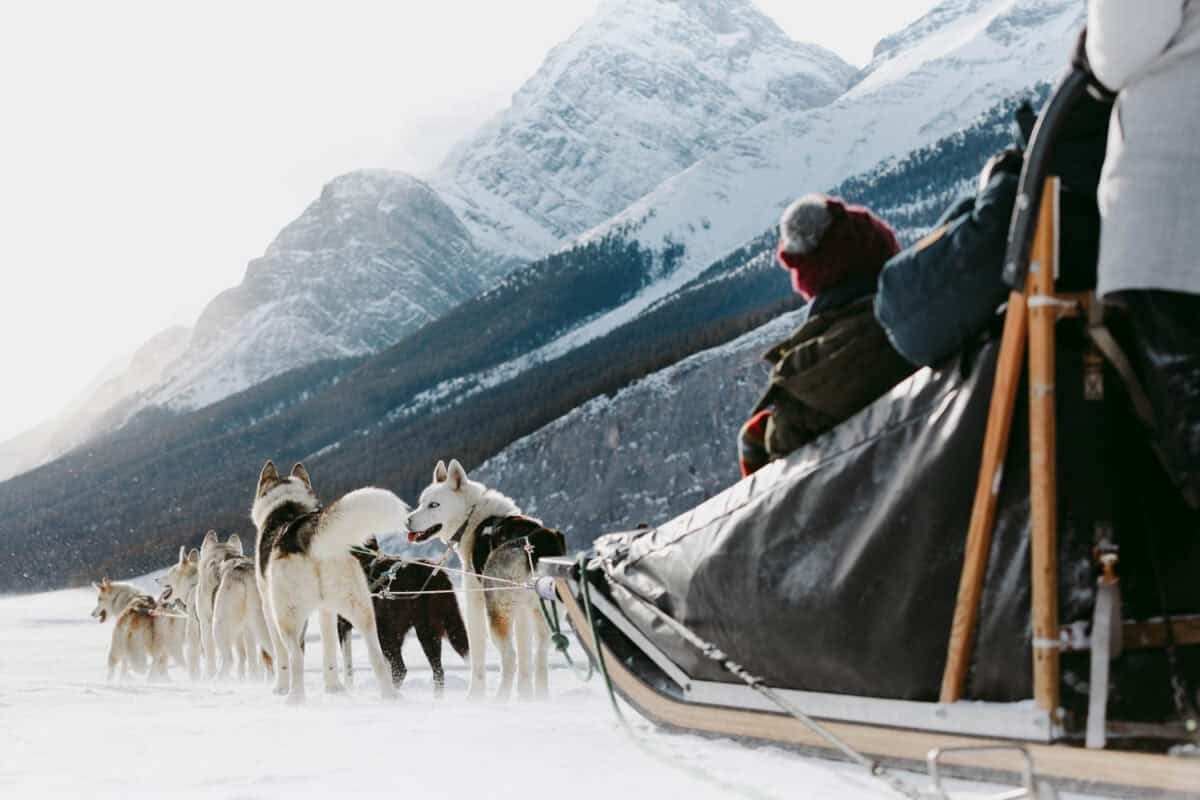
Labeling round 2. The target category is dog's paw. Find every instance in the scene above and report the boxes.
[324,682,346,695]
[285,692,306,706]
[272,683,289,696]
[379,685,398,701]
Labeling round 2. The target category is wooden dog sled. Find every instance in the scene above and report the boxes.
[538,69,1200,798]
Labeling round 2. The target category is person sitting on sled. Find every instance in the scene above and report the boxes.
[1077,3,1200,508]
[738,194,917,476]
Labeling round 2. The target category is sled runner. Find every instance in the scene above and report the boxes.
[539,69,1200,798]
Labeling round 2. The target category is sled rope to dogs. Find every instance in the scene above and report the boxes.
[517,541,592,681]
[350,544,527,598]
[580,554,926,800]
[573,556,787,800]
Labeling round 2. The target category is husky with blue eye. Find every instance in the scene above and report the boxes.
[406,459,566,701]
[251,460,407,704]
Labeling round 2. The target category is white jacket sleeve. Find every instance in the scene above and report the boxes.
[1086,0,1185,89]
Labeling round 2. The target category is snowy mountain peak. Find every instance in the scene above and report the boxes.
[859,0,1075,94]
[145,168,492,411]
[590,0,800,42]
[255,170,465,268]
[870,0,992,61]
[433,0,856,260]
[319,168,425,203]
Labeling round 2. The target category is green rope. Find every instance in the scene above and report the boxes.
[538,592,593,681]
[578,553,627,723]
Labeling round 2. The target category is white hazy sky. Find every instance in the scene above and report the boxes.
[0,0,936,443]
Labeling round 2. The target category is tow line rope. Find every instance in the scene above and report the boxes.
[539,591,593,681]
[573,554,779,800]
[357,540,588,679]
[579,553,925,800]
[350,544,535,600]
[523,543,593,681]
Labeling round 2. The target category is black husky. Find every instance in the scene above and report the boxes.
[338,537,469,692]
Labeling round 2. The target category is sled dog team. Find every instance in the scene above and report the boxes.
[90,458,567,703]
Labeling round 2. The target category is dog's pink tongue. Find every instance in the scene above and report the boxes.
[407,531,419,542]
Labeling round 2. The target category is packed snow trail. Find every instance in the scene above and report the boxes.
[0,586,1097,800]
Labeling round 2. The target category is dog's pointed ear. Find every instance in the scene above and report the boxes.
[177,546,186,564]
[446,459,467,491]
[258,460,279,495]
[433,460,448,483]
[290,463,312,490]
[187,548,200,563]
[227,533,243,554]
[100,576,111,589]
[91,581,101,592]
[201,530,218,553]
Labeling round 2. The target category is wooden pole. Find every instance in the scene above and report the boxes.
[1027,177,1061,714]
[939,287,1030,703]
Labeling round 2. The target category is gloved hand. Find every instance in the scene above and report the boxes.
[738,409,772,477]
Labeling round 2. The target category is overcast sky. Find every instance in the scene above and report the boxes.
[0,0,936,443]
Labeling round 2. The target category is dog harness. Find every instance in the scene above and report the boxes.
[469,515,567,575]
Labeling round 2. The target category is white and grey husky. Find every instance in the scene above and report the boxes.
[159,547,204,679]
[251,460,406,703]
[212,554,274,681]
[407,459,566,701]
[197,531,245,678]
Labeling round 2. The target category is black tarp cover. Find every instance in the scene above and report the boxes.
[593,325,1200,723]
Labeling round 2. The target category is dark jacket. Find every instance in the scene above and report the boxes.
[755,278,917,459]
[875,93,1111,368]
[875,169,1019,368]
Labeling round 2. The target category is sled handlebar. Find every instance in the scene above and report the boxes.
[1002,67,1092,289]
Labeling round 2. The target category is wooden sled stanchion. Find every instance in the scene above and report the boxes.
[939,255,1032,704]
[1026,177,1063,716]
[940,177,1069,713]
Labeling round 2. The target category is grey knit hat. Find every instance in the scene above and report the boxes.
[779,193,833,255]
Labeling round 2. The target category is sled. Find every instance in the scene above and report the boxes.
[541,561,1200,797]
[538,68,1200,799]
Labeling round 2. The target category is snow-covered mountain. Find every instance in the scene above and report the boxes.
[1,0,856,458]
[0,0,1083,487]
[528,0,1084,361]
[432,0,855,259]
[236,0,1085,463]
[368,1,1083,425]
[142,170,491,410]
[146,0,855,412]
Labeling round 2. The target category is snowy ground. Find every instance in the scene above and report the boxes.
[0,585,1094,800]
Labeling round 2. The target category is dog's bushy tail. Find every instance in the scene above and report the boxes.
[443,596,470,660]
[310,488,410,561]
